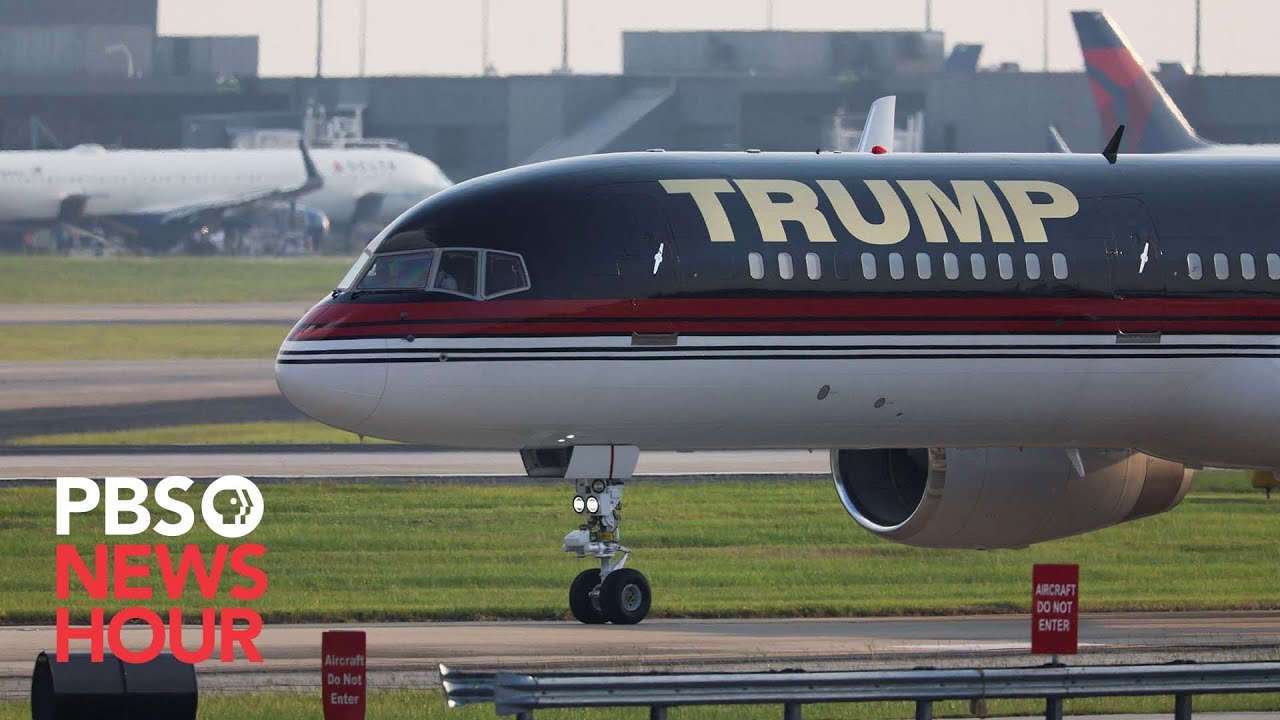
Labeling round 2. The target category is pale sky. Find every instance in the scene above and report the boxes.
[157,0,1280,78]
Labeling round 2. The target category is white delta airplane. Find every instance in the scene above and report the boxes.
[0,141,451,250]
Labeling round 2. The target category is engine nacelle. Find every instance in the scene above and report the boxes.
[831,448,1190,549]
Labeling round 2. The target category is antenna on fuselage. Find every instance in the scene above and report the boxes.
[1102,125,1125,165]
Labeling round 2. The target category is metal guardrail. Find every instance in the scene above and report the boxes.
[441,661,1280,720]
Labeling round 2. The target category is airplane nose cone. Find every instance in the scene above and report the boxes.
[275,352,387,433]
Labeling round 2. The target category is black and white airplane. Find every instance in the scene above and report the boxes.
[276,142,1280,624]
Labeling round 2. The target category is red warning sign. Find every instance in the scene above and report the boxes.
[1031,563,1079,655]
[322,631,366,720]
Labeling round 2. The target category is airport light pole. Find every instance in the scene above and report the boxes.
[766,0,774,30]
[925,0,932,32]
[1042,0,1050,72]
[560,0,570,74]
[1194,0,1202,75]
[314,0,324,78]
[358,0,367,77]
[482,0,492,75]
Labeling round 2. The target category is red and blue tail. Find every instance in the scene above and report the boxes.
[1072,10,1207,153]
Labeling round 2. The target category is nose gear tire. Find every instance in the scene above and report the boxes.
[600,568,652,625]
[569,568,608,624]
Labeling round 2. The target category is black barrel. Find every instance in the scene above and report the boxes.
[32,652,197,720]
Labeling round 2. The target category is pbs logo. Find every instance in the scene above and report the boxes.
[57,475,265,539]
[202,476,265,539]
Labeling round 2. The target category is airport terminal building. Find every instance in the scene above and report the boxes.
[6,0,1280,183]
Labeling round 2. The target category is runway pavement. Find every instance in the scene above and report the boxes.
[0,360,277,412]
[0,358,299,440]
[0,449,830,480]
[3,613,1279,697]
[0,301,310,325]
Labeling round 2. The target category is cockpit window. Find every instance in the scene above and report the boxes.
[485,251,531,298]
[434,250,480,297]
[355,250,436,290]
[336,250,372,291]
[338,245,531,300]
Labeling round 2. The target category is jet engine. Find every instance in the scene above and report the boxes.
[831,448,1190,549]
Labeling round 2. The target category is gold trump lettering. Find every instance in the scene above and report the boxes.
[898,180,1014,244]
[817,180,910,246]
[994,180,1080,244]
[661,178,1078,245]
[658,179,737,242]
[733,180,836,243]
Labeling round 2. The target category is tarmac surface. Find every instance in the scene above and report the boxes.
[0,301,310,325]
[0,359,299,440]
[3,613,1279,697]
[0,360,278,411]
[1,300,305,438]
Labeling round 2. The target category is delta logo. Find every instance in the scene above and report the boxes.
[55,476,268,664]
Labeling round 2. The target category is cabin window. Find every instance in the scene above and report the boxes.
[355,250,435,291]
[1213,253,1230,280]
[916,253,933,280]
[943,253,959,280]
[1241,253,1257,280]
[889,253,905,280]
[834,252,851,280]
[861,253,878,280]
[1187,253,1203,280]
[805,252,822,280]
[970,254,987,280]
[1269,253,1280,280]
[997,253,1014,280]
[748,252,765,280]
[778,252,795,280]
[434,249,481,297]
[1052,253,1069,280]
[1024,254,1042,280]
[484,251,531,298]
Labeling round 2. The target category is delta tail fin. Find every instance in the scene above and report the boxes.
[1072,10,1207,153]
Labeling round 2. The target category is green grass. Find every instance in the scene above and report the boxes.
[4,420,392,446]
[0,471,1273,625]
[0,256,349,303]
[6,690,1280,720]
[0,324,285,360]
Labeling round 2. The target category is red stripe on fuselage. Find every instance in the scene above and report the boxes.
[286,297,1280,340]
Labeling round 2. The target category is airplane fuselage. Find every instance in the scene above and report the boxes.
[0,145,450,227]
[276,151,1280,470]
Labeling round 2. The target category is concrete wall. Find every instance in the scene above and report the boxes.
[0,0,156,28]
[155,36,259,78]
[0,25,154,77]
[924,72,1099,152]
[1174,74,1280,144]
[624,31,944,77]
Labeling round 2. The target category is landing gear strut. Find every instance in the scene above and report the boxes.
[562,478,652,624]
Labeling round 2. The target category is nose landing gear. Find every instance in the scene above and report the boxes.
[562,478,652,624]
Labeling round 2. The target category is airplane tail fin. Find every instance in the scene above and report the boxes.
[1072,10,1207,153]
[856,96,896,153]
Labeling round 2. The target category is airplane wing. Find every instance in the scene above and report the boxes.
[856,96,896,153]
[151,140,324,225]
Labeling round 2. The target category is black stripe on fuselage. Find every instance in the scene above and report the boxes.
[278,342,1276,356]
[293,314,1280,331]
[277,348,1280,365]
